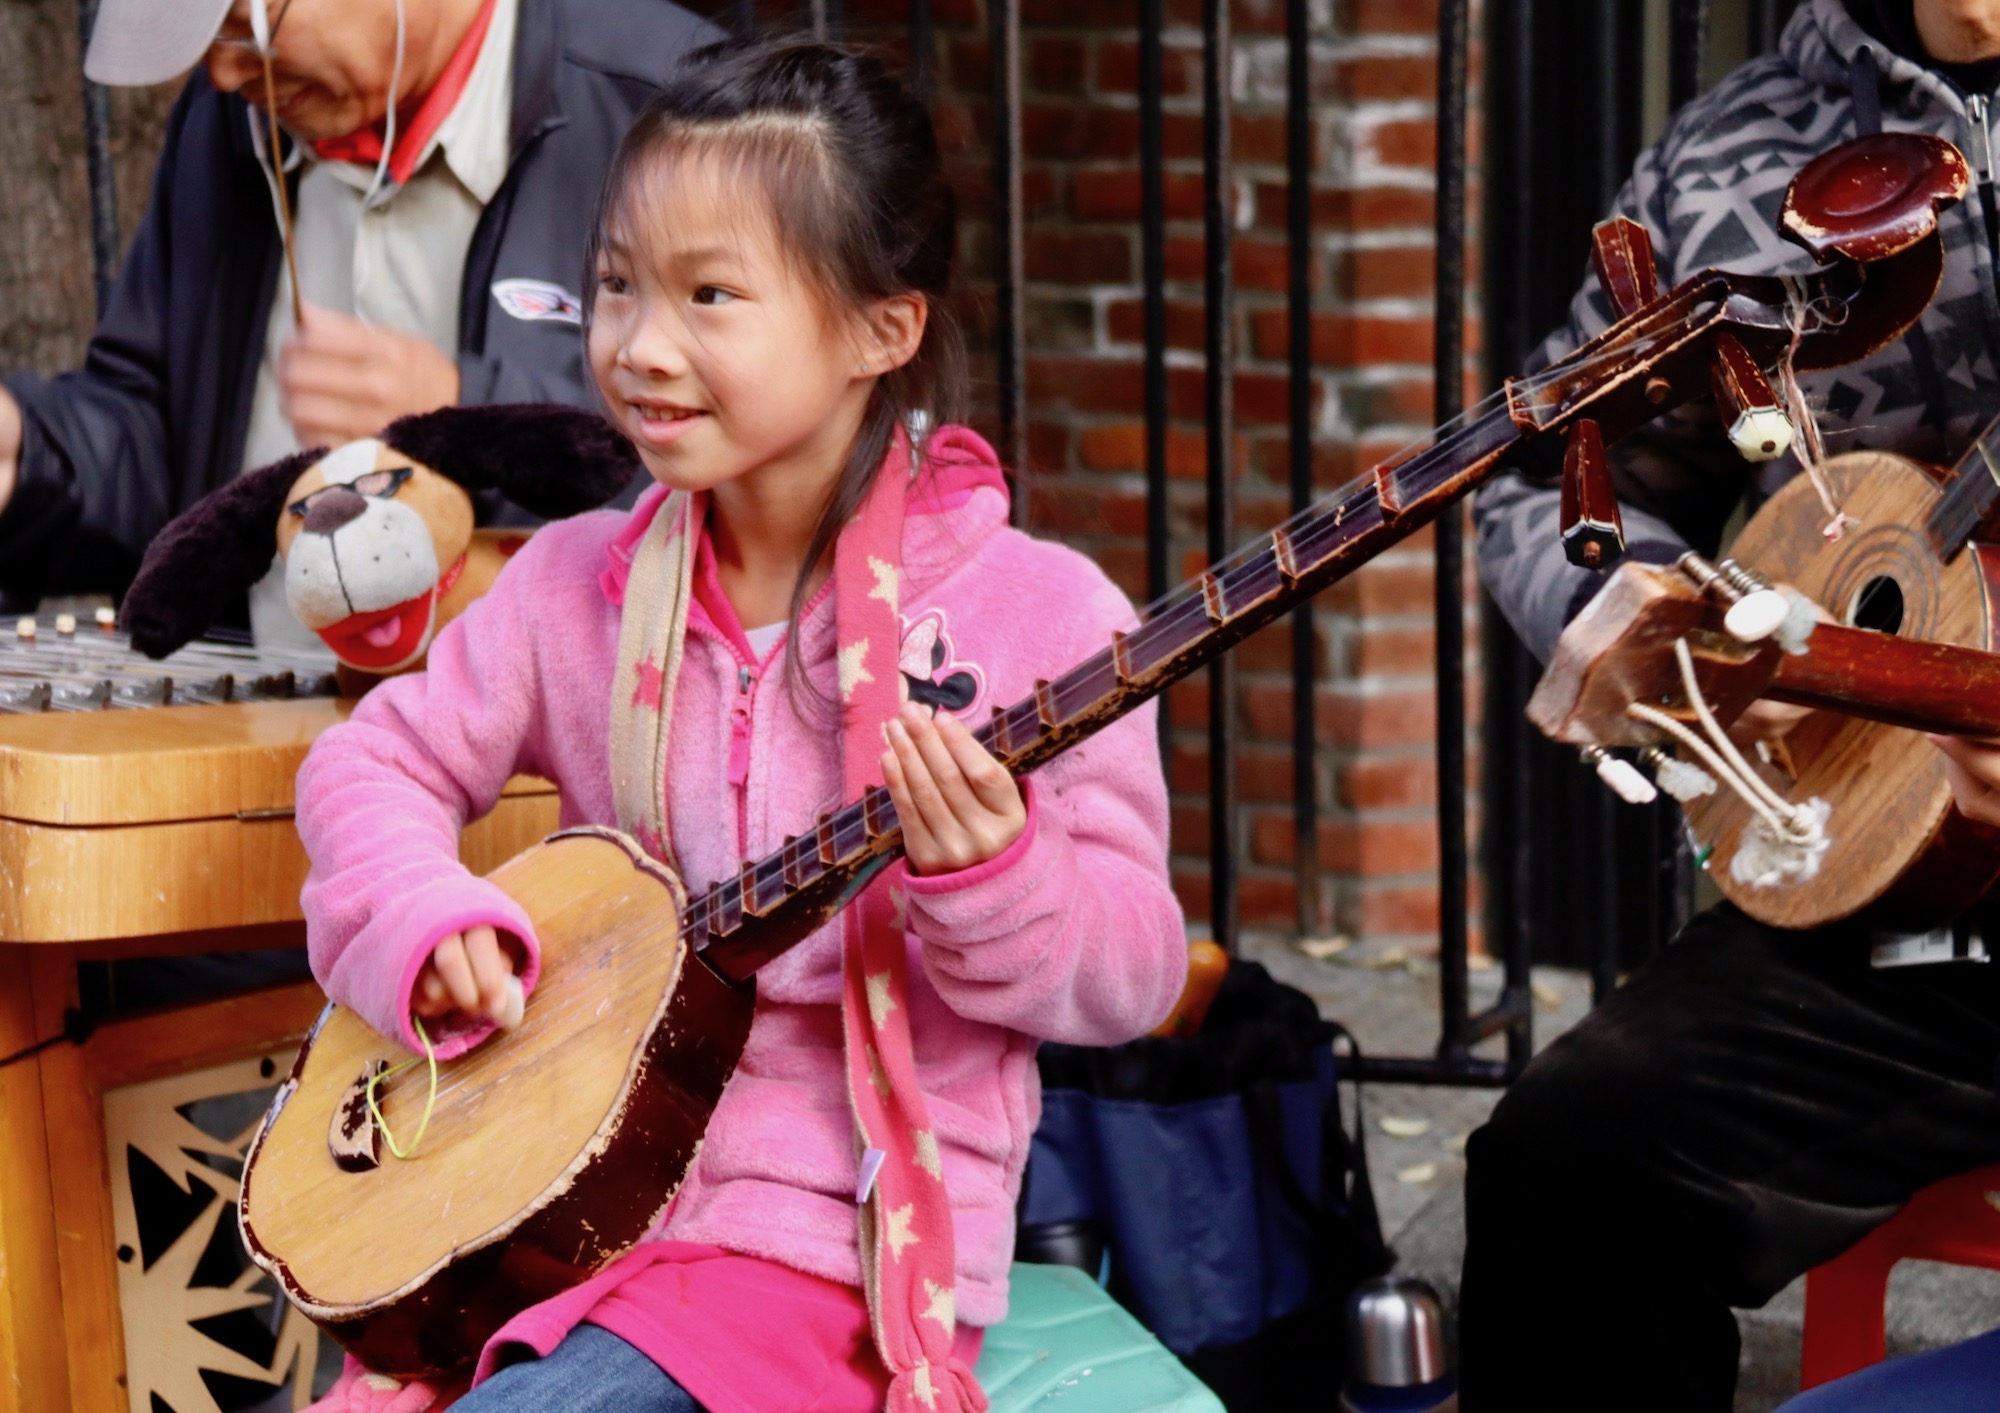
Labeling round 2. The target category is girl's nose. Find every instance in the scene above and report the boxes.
[618,303,693,380]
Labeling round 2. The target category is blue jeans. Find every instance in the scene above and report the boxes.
[452,1324,705,1413]
[1777,1328,2000,1412]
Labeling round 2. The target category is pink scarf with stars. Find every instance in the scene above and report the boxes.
[609,435,987,1413]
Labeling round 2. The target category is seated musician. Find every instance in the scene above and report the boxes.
[0,0,715,639]
[1468,0,2000,1407]
[291,40,1185,1411]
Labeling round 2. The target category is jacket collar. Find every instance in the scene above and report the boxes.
[507,0,566,160]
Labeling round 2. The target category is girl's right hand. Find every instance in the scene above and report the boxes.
[412,925,520,1029]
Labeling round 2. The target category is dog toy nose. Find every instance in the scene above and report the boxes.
[303,487,371,536]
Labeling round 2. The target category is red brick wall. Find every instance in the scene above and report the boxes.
[717,0,1480,948]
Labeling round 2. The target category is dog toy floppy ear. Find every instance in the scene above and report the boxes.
[122,447,326,659]
[380,404,641,517]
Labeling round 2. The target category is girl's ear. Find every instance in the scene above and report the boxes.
[380,404,643,517]
[122,447,326,659]
[859,293,929,376]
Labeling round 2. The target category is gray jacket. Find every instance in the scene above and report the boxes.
[1475,0,2000,662]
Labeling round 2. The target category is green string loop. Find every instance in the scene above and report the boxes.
[365,1016,440,1161]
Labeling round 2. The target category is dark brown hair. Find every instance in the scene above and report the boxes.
[583,39,966,699]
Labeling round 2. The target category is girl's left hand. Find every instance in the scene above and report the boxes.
[882,699,1027,875]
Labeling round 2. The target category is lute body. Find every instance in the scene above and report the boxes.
[237,133,1967,1378]
[241,830,750,1376]
[1680,450,2000,929]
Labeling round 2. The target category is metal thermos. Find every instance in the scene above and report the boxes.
[1339,1275,1458,1413]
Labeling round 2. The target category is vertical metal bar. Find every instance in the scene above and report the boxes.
[1433,0,1470,1057]
[1202,0,1238,954]
[76,0,120,317]
[990,0,1029,524]
[1285,0,1317,936]
[1670,0,1710,111]
[908,0,934,102]
[1593,798,1621,1004]
[1141,0,1170,761]
[1748,0,1787,55]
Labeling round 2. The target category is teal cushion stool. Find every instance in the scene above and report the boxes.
[976,1262,1225,1412]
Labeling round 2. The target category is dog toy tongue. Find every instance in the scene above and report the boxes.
[362,616,406,649]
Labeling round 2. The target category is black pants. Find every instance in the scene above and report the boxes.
[1459,904,2000,1411]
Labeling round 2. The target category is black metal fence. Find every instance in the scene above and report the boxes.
[65,0,1804,1084]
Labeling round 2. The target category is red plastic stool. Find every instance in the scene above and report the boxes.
[1799,1161,2000,1389]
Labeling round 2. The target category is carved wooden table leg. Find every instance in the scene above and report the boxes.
[19,945,329,1413]
[0,945,73,1412]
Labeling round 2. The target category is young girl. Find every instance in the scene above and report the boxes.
[299,39,1186,1413]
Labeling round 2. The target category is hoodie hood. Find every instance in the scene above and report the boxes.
[1788,0,1972,122]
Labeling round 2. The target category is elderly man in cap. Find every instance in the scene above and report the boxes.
[0,0,714,636]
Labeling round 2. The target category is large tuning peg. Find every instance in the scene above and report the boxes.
[1590,216,1659,319]
[1560,418,1625,569]
[1710,332,1794,463]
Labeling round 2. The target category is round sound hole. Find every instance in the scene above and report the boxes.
[1847,575,1905,635]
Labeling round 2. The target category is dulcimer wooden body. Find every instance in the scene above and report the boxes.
[1680,450,2000,929]
[240,829,752,1377]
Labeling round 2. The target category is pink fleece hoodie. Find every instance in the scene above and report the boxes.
[296,427,1187,1339]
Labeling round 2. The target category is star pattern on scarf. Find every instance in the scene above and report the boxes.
[886,1201,919,1257]
[868,555,899,609]
[632,657,666,711]
[913,1129,942,1180]
[890,885,908,931]
[866,970,898,1029]
[867,1042,894,1100]
[838,639,874,701]
[913,1364,938,1410]
[921,1279,956,1333]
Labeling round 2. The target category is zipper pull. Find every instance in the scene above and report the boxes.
[1972,94,1995,183]
[738,665,753,694]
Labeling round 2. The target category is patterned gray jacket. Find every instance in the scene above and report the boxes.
[1474,0,2000,662]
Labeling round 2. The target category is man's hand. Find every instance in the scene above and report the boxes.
[1930,733,2000,828]
[0,387,21,518]
[280,303,460,449]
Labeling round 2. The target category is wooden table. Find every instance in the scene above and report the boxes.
[0,699,558,1413]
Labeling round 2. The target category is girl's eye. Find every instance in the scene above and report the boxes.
[692,286,736,306]
[597,271,631,296]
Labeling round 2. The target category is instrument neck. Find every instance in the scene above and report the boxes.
[1764,621,2000,737]
[1927,416,2000,557]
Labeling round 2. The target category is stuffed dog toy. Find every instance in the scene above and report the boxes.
[123,404,639,692]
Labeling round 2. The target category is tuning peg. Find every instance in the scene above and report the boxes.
[1560,418,1625,569]
[1582,745,1659,805]
[1590,216,1659,319]
[1710,332,1794,463]
[1724,589,1791,643]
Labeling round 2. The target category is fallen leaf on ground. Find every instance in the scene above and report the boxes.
[1378,1115,1432,1139]
[1531,978,1565,1009]
[1396,1162,1439,1185]
[1296,934,1352,960]
[1444,1132,1469,1154]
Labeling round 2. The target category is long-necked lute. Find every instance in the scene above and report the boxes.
[237,133,1968,1378]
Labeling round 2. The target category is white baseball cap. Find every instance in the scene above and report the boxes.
[84,0,235,86]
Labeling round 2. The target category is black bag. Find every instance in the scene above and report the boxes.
[1017,960,1393,1410]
